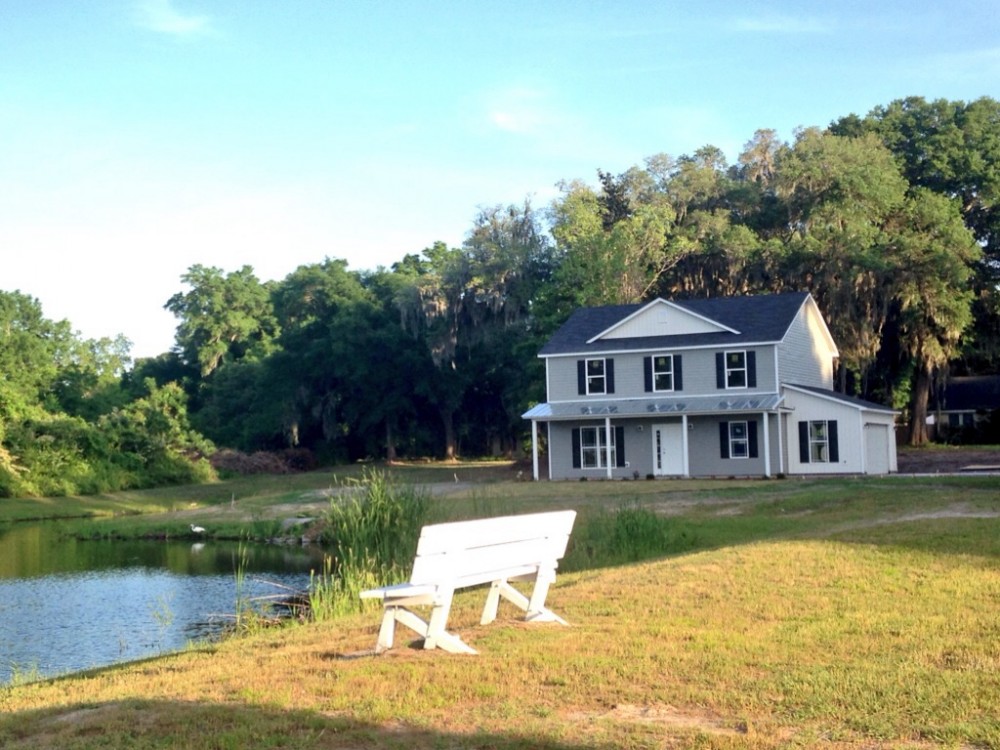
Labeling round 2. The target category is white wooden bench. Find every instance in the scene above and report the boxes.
[359,510,576,655]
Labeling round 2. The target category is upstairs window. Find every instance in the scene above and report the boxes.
[716,351,757,390]
[586,359,606,394]
[725,351,747,388]
[644,354,683,393]
[577,358,615,395]
[653,355,673,391]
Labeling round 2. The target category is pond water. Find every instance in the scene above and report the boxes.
[0,522,329,685]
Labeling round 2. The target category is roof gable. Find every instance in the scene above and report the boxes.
[790,294,839,357]
[589,298,737,342]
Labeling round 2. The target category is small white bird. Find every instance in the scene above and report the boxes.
[190,524,206,534]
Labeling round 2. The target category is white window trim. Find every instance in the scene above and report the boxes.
[585,358,607,395]
[729,420,749,459]
[652,354,674,393]
[725,350,748,390]
[580,425,615,469]
[809,420,830,463]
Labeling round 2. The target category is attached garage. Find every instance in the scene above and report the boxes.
[782,384,898,476]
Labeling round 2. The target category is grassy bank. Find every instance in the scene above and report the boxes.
[0,471,997,748]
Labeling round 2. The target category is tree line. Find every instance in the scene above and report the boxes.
[2,96,998,496]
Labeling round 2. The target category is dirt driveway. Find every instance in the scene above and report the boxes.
[896,447,1000,474]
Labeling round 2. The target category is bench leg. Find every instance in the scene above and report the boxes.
[377,598,477,655]
[375,608,397,653]
[481,580,503,625]
[424,590,476,654]
[526,571,565,623]
[480,573,568,626]
[375,606,429,653]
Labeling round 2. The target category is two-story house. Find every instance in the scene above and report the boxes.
[522,292,898,480]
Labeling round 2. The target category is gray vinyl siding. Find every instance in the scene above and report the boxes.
[687,415,779,477]
[547,415,781,480]
[547,423,578,479]
[545,346,778,401]
[777,304,834,388]
[547,358,584,401]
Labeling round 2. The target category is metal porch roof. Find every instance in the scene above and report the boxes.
[523,394,784,421]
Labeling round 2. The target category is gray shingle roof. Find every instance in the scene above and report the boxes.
[784,383,897,413]
[932,375,1000,411]
[539,292,811,356]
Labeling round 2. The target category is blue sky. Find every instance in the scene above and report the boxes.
[2,1,998,358]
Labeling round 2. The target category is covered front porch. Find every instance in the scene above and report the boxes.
[522,394,785,481]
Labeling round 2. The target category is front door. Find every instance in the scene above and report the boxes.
[652,423,684,475]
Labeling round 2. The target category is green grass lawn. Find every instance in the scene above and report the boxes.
[0,467,997,748]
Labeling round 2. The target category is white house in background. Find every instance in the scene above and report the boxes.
[522,292,898,480]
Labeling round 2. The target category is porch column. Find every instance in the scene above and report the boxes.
[604,416,613,480]
[762,411,771,478]
[531,420,539,481]
[681,414,690,477]
[858,417,867,474]
[777,412,785,475]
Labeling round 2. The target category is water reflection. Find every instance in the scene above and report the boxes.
[0,522,329,684]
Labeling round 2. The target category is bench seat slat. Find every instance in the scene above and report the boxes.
[359,582,437,600]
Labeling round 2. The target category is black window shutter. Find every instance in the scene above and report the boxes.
[798,421,810,463]
[606,358,615,393]
[747,351,757,388]
[828,420,839,462]
[615,426,625,467]
[577,360,586,395]
[748,420,759,459]
[674,355,683,391]
[719,421,730,459]
[571,428,581,468]
[643,356,652,392]
[716,352,725,388]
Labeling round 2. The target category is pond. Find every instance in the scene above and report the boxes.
[0,522,329,685]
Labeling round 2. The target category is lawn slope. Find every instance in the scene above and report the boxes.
[1,475,997,749]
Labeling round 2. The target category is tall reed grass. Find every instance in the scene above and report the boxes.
[309,469,430,620]
[565,501,698,570]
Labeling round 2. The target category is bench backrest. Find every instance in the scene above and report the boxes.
[409,510,576,589]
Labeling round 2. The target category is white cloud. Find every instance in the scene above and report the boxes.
[133,0,213,39]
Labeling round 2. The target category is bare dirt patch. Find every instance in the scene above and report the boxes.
[897,448,1000,474]
[818,502,1000,537]
[567,703,744,736]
